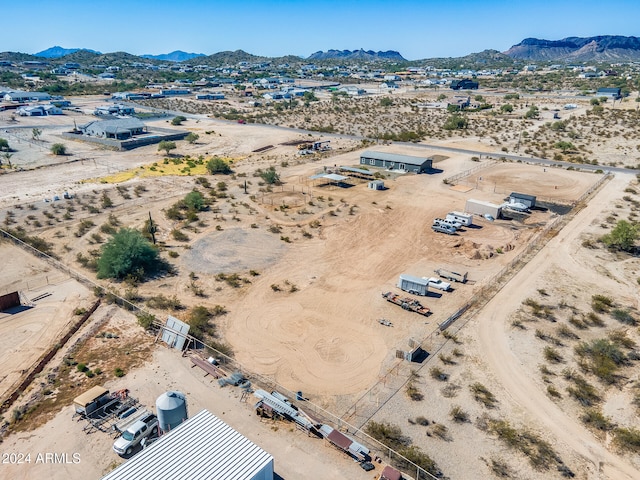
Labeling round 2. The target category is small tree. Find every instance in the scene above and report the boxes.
[158,140,177,155]
[260,166,281,185]
[206,156,232,174]
[184,190,205,211]
[554,141,576,153]
[185,132,199,144]
[524,105,539,119]
[96,228,164,280]
[500,104,514,113]
[437,94,447,101]
[171,115,187,126]
[0,138,10,152]
[443,114,468,130]
[32,128,42,141]
[601,220,638,252]
[380,97,393,107]
[50,143,66,155]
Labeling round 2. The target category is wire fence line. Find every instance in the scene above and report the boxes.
[0,172,610,480]
[0,228,439,480]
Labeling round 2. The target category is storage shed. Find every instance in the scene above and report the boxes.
[509,192,536,208]
[368,180,385,190]
[465,199,501,218]
[101,409,274,480]
[360,151,432,173]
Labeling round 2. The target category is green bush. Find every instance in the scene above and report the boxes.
[50,143,67,155]
[97,228,166,280]
[114,368,125,377]
[206,156,232,174]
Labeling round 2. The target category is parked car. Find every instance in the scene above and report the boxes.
[423,277,451,291]
[113,413,158,456]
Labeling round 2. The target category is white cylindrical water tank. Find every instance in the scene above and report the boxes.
[156,391,188,433]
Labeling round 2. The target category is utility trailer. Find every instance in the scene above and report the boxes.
[382,292,430,316]
[397,274,429,296]
[434,268,468,284]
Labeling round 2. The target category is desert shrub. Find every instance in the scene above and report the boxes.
[591,294,613,313]
[429,367,449,381]
[574,338,626,384]
[50,143,66,155]
[146,294,183,311]
[611,308,636,325]
[612,427,640,453]
[470,382,497,408]
[581,408,614,432]
[543,346,564,363]
[171,228,190,242]
[450,405,469,423]
[567,375,600,406]
[487,418,564,471]
[365,421,411,450]
[114,367,125,377]
[136,311,156,330]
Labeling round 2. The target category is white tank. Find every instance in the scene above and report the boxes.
[156,391,188,433]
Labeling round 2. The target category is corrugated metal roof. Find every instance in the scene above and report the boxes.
[360,150,431,166]
[101,409,273,480]
[339,166,373,175]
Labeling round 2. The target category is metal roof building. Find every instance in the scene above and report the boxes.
[101,409,274,480]
[360,151,432,173]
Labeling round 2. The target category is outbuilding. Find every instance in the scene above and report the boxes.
[596,87,622,100]
[101,409,274,480]
[465,199,501,218]
[509,192,536,208]
[360,151,432,173]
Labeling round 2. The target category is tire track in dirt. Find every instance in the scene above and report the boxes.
[475,174,638,480]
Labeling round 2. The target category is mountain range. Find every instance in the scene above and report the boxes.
[503,35,640,61]
[5,36,640,66]
[141,51,206,62]
[35,46,101,58]
[307,49,406,61]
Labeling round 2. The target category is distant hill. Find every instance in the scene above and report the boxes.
[191,49,265,66]
[35,46,101,58]
[504,35,640,61]
[141,50,206,62]
[308,49,406,61]
[415,49,515,69]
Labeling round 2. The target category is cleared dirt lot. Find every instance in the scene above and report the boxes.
[0,245,91,402]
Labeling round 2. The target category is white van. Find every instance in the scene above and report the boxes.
[446,211,473,226]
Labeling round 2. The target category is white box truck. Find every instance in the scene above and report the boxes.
[446,211,473,226]
[397,274,429,296]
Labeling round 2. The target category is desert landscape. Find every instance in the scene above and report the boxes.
[0,84,638,480]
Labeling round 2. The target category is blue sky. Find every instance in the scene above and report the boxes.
[2,0,639,60]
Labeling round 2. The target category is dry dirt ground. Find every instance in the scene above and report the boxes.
[0,98,638,480]
[0,246,90,402]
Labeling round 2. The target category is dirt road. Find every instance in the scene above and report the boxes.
[476,173,638,480]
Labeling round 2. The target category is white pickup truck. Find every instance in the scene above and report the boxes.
[422,277,452,291]
[113,413,158,456]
